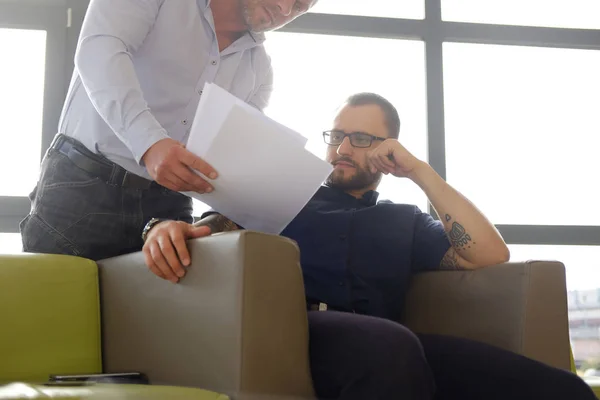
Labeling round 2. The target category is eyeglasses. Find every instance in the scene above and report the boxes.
[322,130,386,148]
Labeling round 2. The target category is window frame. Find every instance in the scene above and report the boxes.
[280,0,600,246]
[0,2,67,232]
[1,0,599,246]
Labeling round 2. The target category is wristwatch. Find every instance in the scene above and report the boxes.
[141,218,165,242]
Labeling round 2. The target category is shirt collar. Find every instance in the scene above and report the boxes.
[320,185,380,206]
[361,190,379,206]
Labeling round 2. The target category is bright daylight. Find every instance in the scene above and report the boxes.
[0,0,599,399]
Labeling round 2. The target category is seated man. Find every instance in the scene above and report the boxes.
[141,93,595,400]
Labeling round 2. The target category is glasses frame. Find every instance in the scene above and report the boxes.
[322,130,387,148]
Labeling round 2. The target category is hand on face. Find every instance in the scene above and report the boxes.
[366,139,424,179]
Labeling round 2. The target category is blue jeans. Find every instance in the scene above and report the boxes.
[20,145,193,261]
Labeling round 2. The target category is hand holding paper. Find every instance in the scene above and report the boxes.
[183,83,332,234]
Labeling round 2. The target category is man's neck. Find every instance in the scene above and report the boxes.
[342,184,379,200]
[210,0,248,51]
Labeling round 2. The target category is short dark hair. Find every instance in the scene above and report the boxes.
[345,93,400,139]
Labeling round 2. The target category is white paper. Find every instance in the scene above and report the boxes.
[186,83,307,158]
[183,84,332,234]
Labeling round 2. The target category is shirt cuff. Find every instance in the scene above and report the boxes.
[124,121,169,165]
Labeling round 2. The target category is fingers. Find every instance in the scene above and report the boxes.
[143,248,167,280]
[171,227,191,267]
[179,148,218,180]
[142,222,213,283]
[150,145,217,193]
[157,234,186,279]
[188,225,212,238]
[171,163,213,193]
[368,154,390,174]
[144,240,179,283]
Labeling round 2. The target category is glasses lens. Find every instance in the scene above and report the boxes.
[351,133,372,148]
[325,131,345,144]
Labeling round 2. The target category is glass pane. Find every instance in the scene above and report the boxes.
[442,0,600,29]
[0,28,46,197]
[508,244,600,373]
[0,233,23,254]
[264,32,428,211]
[444,43,600,226]
[310,0,424,19]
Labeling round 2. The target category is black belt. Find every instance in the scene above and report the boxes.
[50,134,154,190]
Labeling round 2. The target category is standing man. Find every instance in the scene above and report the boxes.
[20,0,316,260]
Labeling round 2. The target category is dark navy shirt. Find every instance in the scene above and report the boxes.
[280,185,451,322]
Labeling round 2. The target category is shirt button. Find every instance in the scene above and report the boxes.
[338,281,345,287]
[181,120,188,125]
[211,60,217,65]
[198,89,203,95]
[339,234,347,241]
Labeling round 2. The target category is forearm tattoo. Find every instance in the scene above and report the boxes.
[195,214,239,233]
[439,247,461,270]
[445,214,474,251]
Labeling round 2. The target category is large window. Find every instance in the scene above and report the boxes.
[442,0,600,29]
[310,0,424,19]
[0,28,47,197]
[2,0,599,376]
[0,2,66,235]
[444,43,600,226]
[264,32,428,211]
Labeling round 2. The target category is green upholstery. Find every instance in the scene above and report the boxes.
[0,254,102,384]
[0,383,230,399]
[571,348,600,398]
[586,378,600,399]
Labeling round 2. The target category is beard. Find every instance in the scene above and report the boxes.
[325,160,382,192]
[239,0,273,33]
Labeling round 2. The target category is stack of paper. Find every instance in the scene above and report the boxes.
[183,83,332,234]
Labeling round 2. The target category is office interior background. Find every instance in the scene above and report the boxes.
[1,0,599,373]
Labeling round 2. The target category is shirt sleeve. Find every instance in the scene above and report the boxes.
[248,63,273,111]
[411,207,451,272]
[75,0,169,164]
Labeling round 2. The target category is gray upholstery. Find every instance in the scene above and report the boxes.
[403,261,571,370]
[99,232,314,400]
[98,232,571,399]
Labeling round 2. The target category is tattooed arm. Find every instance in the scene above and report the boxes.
[409,163,510,270]
[194,213,240,233]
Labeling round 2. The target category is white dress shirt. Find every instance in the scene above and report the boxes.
[58,0,273,179]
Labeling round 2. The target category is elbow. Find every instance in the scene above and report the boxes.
[74,35,127,74]
[495,244,511,265]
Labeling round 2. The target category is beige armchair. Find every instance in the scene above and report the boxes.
[98,231,572,400]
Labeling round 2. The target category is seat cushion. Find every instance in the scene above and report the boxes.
[584,378,600,399]
[0,254,102,383]
[0,383,229,399]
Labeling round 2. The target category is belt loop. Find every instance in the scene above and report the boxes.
[121,171,130,187]
[108,164,119,186]
[51,134,64,150]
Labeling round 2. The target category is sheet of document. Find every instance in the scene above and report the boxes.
[186,83,307,158]
[183,84,332,234]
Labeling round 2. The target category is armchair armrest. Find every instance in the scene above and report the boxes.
[402,261,571,370]
[98,231,314,400]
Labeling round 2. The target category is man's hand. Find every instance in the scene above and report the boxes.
[366,139,426,179]
[143,220,211,283]
[142,138,218,193]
